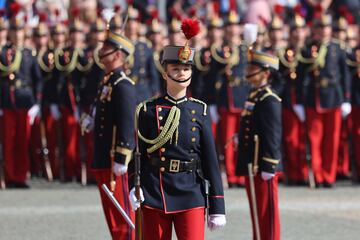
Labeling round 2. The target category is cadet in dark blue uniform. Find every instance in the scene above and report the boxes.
[0,11,42,188]
[236,50,282,240]
[124,4,160,103]
[129,18,226,240]
[91,27,136,239]
[210,9,249,187]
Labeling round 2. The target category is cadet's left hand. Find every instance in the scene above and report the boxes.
[207,214,226,231]
[261,171,275,181]
[341,102,352,119]
[28,104,41,125]
[113,162,128,176]
[80,114,94,134]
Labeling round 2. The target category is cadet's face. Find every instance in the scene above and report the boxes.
[36,35,48,47]
[246,65,269,87]
[53,33,65,45]
[163,64,192,89]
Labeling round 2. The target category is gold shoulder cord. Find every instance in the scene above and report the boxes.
[194,51,209,72]
[189,97,207,116]
[260,87,282,102]
[210,44,239,66]
[37,49,54,73]
[0,49,22,73]
[297,44,328,70]
[278,49,298,69]
[94,46,105,69]
[136,103,181,153]
[153,51,164,74]
[54,48,78,72]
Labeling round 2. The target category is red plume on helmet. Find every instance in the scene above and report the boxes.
[313,3,323,18]
[338,5,354,24]
[187,6,197,18]
[70,6,80,18]
[150,9,159,20]
[39,12,47,22]
[229,0,237,11]
[126,0,134,5]
[181,18,200,40]
[294,4,304,17]
[273,4,284,15]
[114,4,121,13]
[0,8,6,17]
[10,2,21,18]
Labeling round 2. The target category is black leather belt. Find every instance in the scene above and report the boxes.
[149,157,198,173]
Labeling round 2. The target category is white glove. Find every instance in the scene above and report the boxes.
[28,104,41,125]
[50,104,61,120]
[129,187,144,211]
[207,214,226,231]
[0,109,3,116]
[261,171,275,181]
[113,162,128,176]
[80,114,94,134]
[293,104,305,122]
[209,105,220,124]
[341,102,352,119]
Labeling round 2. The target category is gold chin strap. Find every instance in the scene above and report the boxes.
[136,103,181,153]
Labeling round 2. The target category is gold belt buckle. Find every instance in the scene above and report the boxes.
[169,159,180,172]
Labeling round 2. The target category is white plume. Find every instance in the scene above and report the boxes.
[102,8,115,23]
[243,23,258,46]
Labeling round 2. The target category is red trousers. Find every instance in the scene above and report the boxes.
[95,169,134,240]
[351,107,360,178]
[245,175,280,240]
[60,107,80,180]
[142,207,205,240]
[337,118,352,177]
[282,109,307,182]
[305,108,341,184]
[219,108,244,185]
[1,109,30,184]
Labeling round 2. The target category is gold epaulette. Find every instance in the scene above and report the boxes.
[189,97,207,116]
[260,87,282,102]
[114,71,135,86]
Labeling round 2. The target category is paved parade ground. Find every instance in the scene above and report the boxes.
[1,179,360,240]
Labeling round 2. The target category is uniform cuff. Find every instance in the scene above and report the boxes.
[209,196,225,215]
[259,157,279,174]
[115,146,132,165]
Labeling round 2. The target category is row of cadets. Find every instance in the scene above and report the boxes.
[0,3,42,188]
[297,6,351,187]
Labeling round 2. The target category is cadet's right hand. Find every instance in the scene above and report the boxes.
[129,187,144,211]
[50,104,61,120]
[293,104,305,122]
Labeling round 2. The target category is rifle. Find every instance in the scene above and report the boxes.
[55,117,65,182]
[247,134,261,240]
[110,126,117,191]
[39,120,53,181]
[134,107,143,240]
[0,117,5,189]
[303,117,316,189]
[78,120,87,186]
